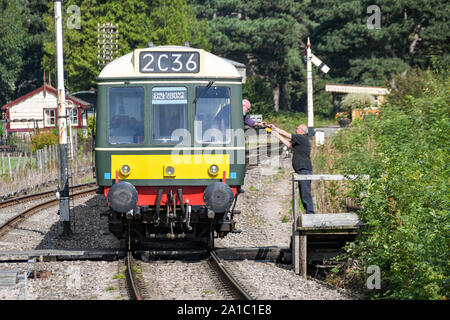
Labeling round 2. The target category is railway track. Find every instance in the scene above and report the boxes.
[0,184,97,238]
[208,250,254,300]
[0,182,96,209]
[246,143,289,166]
[124,250,254,300]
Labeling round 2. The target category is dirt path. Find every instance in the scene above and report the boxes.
[216,155,294,248]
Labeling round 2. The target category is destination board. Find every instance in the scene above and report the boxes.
[152,87,187,104]
[139,51,200,73]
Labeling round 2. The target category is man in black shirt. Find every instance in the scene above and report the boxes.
[268,123,315,214]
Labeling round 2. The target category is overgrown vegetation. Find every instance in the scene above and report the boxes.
[317,69,449,299]
[30,131,58,151]
[340,93,376,112]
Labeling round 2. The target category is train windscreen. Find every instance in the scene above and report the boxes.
[194,86,231,144]
[152,87,188,144]
[108,87,145,144]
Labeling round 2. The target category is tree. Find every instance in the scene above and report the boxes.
[0,0,30,105]
[192,0,308,112]
[149,0,210,49]
[306,0,449,86]
[42,0,211,92]
[0,0,49,106]
[15,0,49,97]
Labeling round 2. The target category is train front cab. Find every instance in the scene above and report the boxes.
[94,46,246,248]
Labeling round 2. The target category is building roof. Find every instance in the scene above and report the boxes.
[1,84,90,111]
[325,84,390,95]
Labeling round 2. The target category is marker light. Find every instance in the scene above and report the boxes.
[120,164,131,176]
[209,164,219,176]
[165,166,175,176]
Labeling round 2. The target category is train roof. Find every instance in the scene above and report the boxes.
[98,45,243,81]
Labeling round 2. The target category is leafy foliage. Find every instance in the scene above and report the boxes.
[306,0,450,85]
[42,0,210,92]
[191,0,308,111]
[341,93,376,112]
[31,131,58,151]
[0,0,30,105]
[0,0,48,106]
[328,70,449,299]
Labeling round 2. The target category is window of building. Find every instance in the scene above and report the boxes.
[109,87,145,144]
[194,86,231,144]
[69,108,78,126]
[44,109,56,127]
[152,87,188,144]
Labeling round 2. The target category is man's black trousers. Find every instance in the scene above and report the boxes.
[297,169,315,214]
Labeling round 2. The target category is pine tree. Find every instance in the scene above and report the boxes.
[306,0,449,85]
[192,0,308,112]
[42,0,211,92]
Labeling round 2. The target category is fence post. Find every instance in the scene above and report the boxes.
[38,149,42,171]
[52,145,56,168]
[43,146,47,168]
[22,152,27,173]
[1,154,3,175]
[8,153,12,179]
[292,175,300,275]
[15,153,22,176]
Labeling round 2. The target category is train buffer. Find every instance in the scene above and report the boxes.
[290,174,369,278]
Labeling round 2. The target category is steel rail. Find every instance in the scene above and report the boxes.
[0,182,96,209]
[125,251,143,300]
[0,187,97,237]
[209,250,254,300]
[246,143,288,166]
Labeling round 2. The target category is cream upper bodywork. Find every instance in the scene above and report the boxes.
[98,45,242,81]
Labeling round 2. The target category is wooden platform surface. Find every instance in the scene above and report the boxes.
[297,213,364,231]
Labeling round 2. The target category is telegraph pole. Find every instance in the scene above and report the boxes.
[54,0,72,237]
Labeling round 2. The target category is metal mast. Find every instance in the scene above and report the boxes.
[54,0,71,237]
[306,37,314,137]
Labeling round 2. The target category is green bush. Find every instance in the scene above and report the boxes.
[328,70,449,299]
[31,131,58,151]
[88,115,96,138]
[340,93,376,112]
[265,110,335,133]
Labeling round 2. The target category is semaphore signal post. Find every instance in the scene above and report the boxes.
[305,37,330,137]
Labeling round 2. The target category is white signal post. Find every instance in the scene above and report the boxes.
[305,37,330,137]
[306,38,314,136]
[54,0,71,237]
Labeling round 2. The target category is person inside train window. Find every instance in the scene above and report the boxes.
[268,123,315,214]
[152,87,188,144]
[214,102,230,132]
[242,99,266,128]
[110,115,138,144]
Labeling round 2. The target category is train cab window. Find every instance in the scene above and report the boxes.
[194,86,231,144]
[109,87,145,144]
[152,87,188,144]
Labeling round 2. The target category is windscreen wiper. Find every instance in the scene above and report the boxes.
[193,80,215,105]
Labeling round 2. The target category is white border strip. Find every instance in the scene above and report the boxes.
[95,146,245,151]
[98,81,243,85]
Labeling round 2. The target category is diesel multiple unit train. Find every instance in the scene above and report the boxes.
[95,45,246,249]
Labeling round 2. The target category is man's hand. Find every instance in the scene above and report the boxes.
[268,124,278,132]
[255,121,267,128]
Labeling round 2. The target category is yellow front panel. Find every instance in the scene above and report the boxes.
[111,154,230,180]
